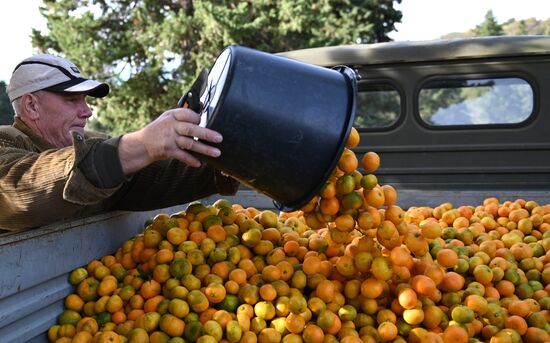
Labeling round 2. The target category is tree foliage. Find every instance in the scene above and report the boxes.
[474,10,504,36]
[517,20,528,35]
[32,0,402,135]
[0,81,14,125]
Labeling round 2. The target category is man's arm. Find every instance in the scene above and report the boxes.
[97,107,239,212]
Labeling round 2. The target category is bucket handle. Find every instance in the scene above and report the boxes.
[177,68,209,112]
[333,65,361,82]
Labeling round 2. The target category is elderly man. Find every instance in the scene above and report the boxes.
[0,54,238,231]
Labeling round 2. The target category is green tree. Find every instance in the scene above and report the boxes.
[474,10,504,36]
[518,20,528,35]
[0,81,14,125]
[32,0,402,135]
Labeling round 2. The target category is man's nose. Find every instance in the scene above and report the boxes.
[79,102,93,118]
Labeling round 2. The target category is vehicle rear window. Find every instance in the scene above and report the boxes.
[419,77,534,126]
[354,83,401,129]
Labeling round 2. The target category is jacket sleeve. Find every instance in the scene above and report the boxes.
[0,131,120,231]
[87,134,239,212]
[102,157,240,212]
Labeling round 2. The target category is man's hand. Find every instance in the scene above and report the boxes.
[118,108,222,174]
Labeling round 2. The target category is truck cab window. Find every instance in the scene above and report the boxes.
[354,83,401,129]
[419,77,534,126]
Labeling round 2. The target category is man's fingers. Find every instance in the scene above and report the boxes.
[145,108,223,166]
[172,148,202,168]
[174,123,223,144]
[170,109,223,144]
[172,108,201,124]
[175,136,221,158]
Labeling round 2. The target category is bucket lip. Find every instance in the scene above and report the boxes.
[203,45,261,129]
[201,45,238,130]
[274,65,358,212]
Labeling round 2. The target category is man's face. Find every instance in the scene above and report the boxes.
[33,91,93,148]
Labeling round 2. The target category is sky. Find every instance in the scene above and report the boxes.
[1,0,550,83]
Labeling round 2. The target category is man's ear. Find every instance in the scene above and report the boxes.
[20,93,40,120]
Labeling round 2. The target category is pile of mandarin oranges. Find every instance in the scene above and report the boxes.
[48,127,550,343]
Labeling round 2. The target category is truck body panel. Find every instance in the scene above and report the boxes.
[0,207,181,342]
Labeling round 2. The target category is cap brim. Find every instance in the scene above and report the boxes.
[45,78,110,98]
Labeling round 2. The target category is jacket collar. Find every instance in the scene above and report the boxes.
[13,117,56,151]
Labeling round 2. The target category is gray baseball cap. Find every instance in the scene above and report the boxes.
[7,54,109,102]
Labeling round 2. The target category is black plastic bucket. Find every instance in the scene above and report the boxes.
[196,45,357,211]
